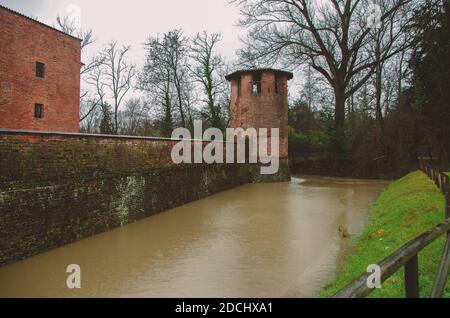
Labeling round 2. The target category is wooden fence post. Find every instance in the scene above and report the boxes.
[443,174,448,216]
[405,255,420,298]
[446,187,450,222]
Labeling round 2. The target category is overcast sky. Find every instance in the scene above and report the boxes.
[0,0,245,65]
[1,0,301,97]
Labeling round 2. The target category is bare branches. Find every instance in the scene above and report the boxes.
[56,13,107,127]
[233,0,417,136]
[138,31,192,135]
[56,14,95,50]
[100,42,137,134]
[190,31,228,129]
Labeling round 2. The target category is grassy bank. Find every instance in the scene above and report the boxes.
[320,171,450,298]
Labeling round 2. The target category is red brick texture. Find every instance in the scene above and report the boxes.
[228,71,290,158]
[0,6,81,132]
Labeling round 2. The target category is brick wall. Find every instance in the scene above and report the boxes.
[229,71,290,158]
[0,6,81,132]
[0,130,290,266]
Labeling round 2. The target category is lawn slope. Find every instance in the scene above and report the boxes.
[321,171,449,298]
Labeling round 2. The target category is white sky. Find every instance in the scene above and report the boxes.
[1,0,243,67]
[1,0,302,98]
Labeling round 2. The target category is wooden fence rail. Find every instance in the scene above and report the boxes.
[420,163,449,194]
[333,164,450,298]
[420,163,450,220]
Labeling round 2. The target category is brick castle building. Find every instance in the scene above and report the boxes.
[0,5,82,132]
[226,69,293,159]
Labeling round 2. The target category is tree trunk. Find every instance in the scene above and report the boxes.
[375,70,383,126]
[334,85,346,158]
[374,41,385,156]
[163,87,173,137]
[114,100,118,135]
[176,87,186,129]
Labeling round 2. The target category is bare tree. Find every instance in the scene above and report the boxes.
[82,64,107,123]
[300,64,321,111]
[56,14,105,125]
[100,42,136,134]
[166,30,190,129]
[234,0,415,151]
[139,35,176,136]
[190,31,229,130]
[118,97,151,135]
[56,15,103,76]
[139,30,193,134]
[368,2,411,133]
[56,15,94,49]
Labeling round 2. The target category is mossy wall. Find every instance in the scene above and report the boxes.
[0,131,281,266]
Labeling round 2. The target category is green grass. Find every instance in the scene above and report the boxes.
[320,171,450,298]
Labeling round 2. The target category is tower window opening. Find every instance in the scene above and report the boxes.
[252,73,262,95]
[36,62,45,78]
[34,103,43,119]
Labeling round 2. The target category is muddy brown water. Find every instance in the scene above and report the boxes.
[0,176,389,298]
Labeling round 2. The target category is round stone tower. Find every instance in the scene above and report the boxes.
[225,68,293,181]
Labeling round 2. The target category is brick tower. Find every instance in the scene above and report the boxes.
[225,68,293,181]
[0,5,82,132]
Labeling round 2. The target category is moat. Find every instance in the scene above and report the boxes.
[0,176,388,298]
